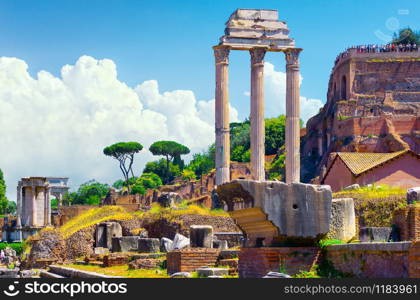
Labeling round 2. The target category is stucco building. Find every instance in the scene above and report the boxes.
[321,150,420,192]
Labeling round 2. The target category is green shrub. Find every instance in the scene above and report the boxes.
[0,242,24,255]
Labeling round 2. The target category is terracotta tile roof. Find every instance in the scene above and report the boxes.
[336,150,409,176]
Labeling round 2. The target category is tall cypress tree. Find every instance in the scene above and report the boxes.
[0,168,8,214]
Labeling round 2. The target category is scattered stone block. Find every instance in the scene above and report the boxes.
[138,238,160,253]
[213,239,228,250]
[172,233,190,250]
[343,184,360,191]
[190,225,213,248]
[103,255,129,267]
[96,222,122,249]
[113,236,140,253]
[94,247,109,255]
[327,198,356,242]
[170,272,192,278]
[407,187,420,205]
[196,267,228,277]
[359,227,392,242]
[263,272,291,278]
[128,258,160,270]
[0,267,19,278]
[160,237,173,252]
[157,192,181,207]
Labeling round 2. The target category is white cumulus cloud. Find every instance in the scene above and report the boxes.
[244,62,324,123]
[0,56,238,200]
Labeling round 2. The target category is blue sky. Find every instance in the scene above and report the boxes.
[1,0,419,120]
[0,0,419,198]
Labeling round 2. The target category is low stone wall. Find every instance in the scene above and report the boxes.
[167,248,220,274]
[409,241,420,278]
[238,247,320,278]
[214,232,243,248]
[49,265,122,278]
[326,242,411,278]
[393,205,420,241]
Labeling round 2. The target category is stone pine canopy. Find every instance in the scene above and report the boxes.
[218,9,295,51]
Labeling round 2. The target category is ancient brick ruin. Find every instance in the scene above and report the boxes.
[302,49,420,182]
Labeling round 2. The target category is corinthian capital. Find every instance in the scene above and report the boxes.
[285,48,302,65]
[250,48,266,65]
[214,46,230,64]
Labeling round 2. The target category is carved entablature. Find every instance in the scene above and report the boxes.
[250,48,267,65]
[285,48,301,65]
[214,47,230,64]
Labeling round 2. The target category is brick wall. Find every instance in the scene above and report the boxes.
[326,242,411,278]
[238,247,320,278]
[166,248,220,274]
[408,241,420,278]
[103,255,129,267]
[393,205,420,241]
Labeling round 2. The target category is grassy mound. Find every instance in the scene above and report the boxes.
[59,206,133,239]
[334,184,406,227]
[134,202,229,220]
[333,184,406,200]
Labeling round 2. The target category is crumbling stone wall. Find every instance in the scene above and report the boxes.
[167,248,220,274]
[238,247,320,278]
[393,205,420,241]
[326,242,411,278]
[301,52,420,182]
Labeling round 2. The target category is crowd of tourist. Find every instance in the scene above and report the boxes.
[334,43,419,65]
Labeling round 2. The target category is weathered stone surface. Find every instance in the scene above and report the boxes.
[94,247,109,255]
[170,272,192,278]
[327,198,356,242]
[190,225,213,248]
[96,222,122,249]
[217,180,332,245]
[157,192,181,208]
[359,227,392,242]
[172,233,190,250]
[128,258,160,270]
[343,184,360,191]
[112,236,140,253]
[138,238,160,253]
[196,267,228,277]
[160,237,173,252]
[0,267,19,278]
[407,187,420,205]
[263,272,291,278]
[20,270,38,278]
[213,239,228,250]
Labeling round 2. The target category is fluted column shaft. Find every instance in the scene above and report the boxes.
[214,46,230,186]
[44,187,51,226]
[16,185,22,228]
[285,49,302,183]
[31,186,37,226]
[250,48,266,181]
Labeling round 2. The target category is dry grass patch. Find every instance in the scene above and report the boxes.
[65,264,169,278]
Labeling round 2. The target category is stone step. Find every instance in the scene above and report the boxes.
[49,265,123,278]
[40,270,66,279]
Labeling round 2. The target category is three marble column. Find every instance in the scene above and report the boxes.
[214,46,302,185]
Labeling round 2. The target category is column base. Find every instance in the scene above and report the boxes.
[216,167,230,186]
